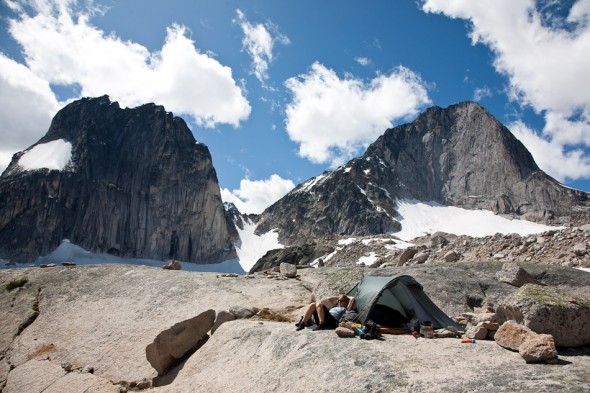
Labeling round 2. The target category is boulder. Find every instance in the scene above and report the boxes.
[481,321,499,331]
[464,325,485,340]
[495,321,535,351]
[398,248,417,265]
[573,243,587,256]
[465,325,488,340]
[280,263,297,278]
[229,306,256,319]
[496,284,590,347]
[162,260,181,270]
[145,309,215,375]
[211,310,236,334]
[413,252,430,264]
[443,250,460,262]
[519,334,558,363]
[495,263,540,287]
[478,313,498,325]
[427,234,449,249]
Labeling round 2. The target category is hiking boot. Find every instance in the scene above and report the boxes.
[295,323,305,331]
[312,324,324,331]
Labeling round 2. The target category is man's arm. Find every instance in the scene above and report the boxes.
[320,296,339,308]
[347,296,356,310]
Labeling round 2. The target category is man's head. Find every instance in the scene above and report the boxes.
[338,295,349,305]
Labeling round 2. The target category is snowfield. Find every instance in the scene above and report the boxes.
[234,220,282,272]
[393,199,559,241]
[18,139,72,171]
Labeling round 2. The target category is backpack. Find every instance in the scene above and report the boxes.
[340,310,359,323]
[360,320,382,340]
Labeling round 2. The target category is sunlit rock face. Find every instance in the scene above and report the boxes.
[0,95,235,263]
[256,102,590,245]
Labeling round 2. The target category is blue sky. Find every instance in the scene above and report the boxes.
[1,0,590,214]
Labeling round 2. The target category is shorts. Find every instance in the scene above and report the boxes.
[312,305,339,329]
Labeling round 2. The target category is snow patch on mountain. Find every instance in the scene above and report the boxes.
[1,239,245,273]
[393,199,560,241]
[358,251,379,266]
[18,139,72,171]
[235,220,283,272]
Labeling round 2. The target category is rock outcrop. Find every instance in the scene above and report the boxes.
[1,264,589,392]
[495,262,541,287]
[0,96,235,263]
[255,102,590,245]
[495,284,590,347]
[249,242,334,273]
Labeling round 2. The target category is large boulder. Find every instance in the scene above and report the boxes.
[280,263,298,278]
[495,263,540,287]
[495,321,557,363]
[145,309,215,375]
[495,321,535,351]
[496,284,590,347]
[519,334,558,364]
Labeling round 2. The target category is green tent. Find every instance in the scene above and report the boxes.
[347,274,463,330]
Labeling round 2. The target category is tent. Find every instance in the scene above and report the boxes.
[347,274,463,331]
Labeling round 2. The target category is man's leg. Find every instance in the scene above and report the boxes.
[313,304,329,330]
[296,303,317,330]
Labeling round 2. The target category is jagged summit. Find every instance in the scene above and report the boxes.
[256,101,590,245]
[0,96,235,263]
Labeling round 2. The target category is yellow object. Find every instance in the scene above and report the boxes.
[352,323,410,335]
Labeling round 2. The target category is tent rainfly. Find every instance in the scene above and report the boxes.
[347,274,463,330]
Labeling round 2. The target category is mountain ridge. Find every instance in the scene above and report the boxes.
[255,101,590,245]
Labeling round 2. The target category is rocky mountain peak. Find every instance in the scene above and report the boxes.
[0,96,235,263]
[256,102,590,245]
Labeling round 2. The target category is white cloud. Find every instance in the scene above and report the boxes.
[0,53,61,172]
[284,62,430,167]
[423,0,590,180]
[509,120,590,182]
[221,174,295,214]
[6,1,250,129]
[355,57,371,66]
[236,9,290,83]
[473,86,492,101]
